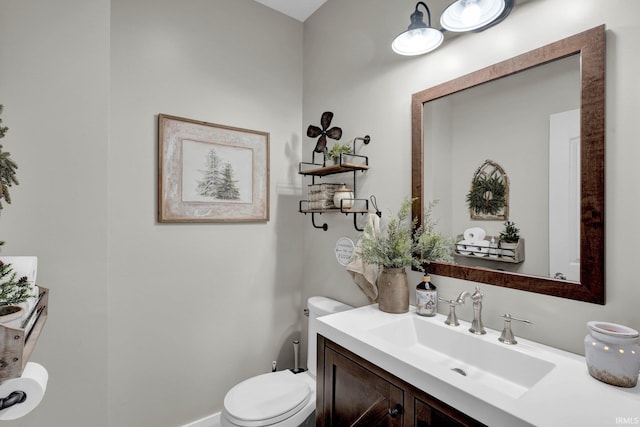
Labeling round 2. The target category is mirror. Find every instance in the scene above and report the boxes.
[411,26,605,304]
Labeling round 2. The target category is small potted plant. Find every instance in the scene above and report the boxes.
[325,141,352,165]
[499,220,520,258]
[355,197,452,313]
[0,260,30,325]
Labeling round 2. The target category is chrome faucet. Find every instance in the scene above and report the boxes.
[498,314,532,345]
[456,286,486,335]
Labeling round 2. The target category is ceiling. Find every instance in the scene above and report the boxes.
[252,0,328,22]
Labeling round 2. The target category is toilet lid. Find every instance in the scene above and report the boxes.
[223,370,311,427]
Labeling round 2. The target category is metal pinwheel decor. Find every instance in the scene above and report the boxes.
[307,111,342,153]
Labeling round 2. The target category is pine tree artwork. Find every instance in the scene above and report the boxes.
[0,260,30,306]
[196,148,222,197]
[216,162,240,200]
[195,148,241,200]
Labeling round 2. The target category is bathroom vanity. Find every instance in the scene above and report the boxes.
[317,335,484,426]
[316,304,640,426]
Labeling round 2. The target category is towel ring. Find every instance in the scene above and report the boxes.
[370,195,382,217]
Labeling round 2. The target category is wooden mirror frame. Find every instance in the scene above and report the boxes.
[411,25,605,304]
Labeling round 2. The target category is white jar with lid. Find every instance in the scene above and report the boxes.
[333,186,354,209]
[584,321,640,387]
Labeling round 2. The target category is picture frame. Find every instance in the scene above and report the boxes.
[158,114,269,223]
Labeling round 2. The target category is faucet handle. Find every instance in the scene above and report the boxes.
[498,314,532,345]
[438,297,461,326]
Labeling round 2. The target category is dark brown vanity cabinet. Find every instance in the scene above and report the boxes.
[317,336,486,427]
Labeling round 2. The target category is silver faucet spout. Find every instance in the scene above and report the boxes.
[455,286,486,335]
[455,290,470,305]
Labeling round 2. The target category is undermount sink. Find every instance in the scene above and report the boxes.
[367,314,556,398]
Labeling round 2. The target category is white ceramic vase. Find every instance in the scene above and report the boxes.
[333,186,354,209]
[584,321,640,388]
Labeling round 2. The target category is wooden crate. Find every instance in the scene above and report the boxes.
[454,236,525,264]
[0,287,49,381]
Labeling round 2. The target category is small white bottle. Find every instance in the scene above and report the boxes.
[489,236,499,258]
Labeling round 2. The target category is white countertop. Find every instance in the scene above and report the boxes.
[317,304,640,427]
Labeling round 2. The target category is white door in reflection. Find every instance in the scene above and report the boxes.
[549,109,580,281]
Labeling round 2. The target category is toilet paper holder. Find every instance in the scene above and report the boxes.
[0,391,26,410]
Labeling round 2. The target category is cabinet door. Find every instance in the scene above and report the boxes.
[322,347,404,427]
[414,397,485,427]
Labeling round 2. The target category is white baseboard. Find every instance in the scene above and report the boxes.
[180,412,221,427]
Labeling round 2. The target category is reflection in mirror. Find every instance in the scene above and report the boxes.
[411,26,605,304]
[424,55,580,279]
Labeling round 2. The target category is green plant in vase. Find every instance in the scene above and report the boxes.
[355,197,453,314]
[499,220,520,243]
[357,197,418,270]
[499,220,520,259]
[0,260,30,321]
[324,141,352,165]
[0,261,30,307]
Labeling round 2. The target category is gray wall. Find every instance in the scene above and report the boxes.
[1,0,639,426]
[0,0,303,426]
[0,0,110,425]
[302,0,640,357]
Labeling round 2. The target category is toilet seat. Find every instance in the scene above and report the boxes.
[222,370,311,427]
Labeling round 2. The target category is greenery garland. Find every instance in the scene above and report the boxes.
[466,174,505,216]
[0,105,19,214]
[0,104,20,250]
[354,197,453,270]
[0,260,30,306]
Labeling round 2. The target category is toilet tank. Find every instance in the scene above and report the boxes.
[307,296,352,377]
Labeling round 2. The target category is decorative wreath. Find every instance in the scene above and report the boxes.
[465,160,509,219]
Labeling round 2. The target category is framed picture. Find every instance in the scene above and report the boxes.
[158,114,269,223]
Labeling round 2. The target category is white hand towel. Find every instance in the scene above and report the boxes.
[346,213,381,303]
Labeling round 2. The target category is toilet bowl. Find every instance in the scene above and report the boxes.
[220,297,352,427]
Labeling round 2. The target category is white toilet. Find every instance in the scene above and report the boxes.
[221,297,352,427]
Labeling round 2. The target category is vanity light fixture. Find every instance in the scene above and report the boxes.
[440,0,511,32]
[391,2,444,56]
[392,0,513,56]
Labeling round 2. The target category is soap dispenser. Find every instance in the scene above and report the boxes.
[416,273,437,317]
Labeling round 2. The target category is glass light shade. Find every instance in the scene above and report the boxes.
[440,0,506,32]
[392,27,444,56]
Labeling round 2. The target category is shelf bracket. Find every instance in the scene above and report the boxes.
[311,213,328,231]
[353,214,364,232]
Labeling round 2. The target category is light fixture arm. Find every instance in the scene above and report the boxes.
[412,2,432,29]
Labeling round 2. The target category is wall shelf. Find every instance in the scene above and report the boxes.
[454,236,525,264]
[298,136,371,231]
[298,162,370,177]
